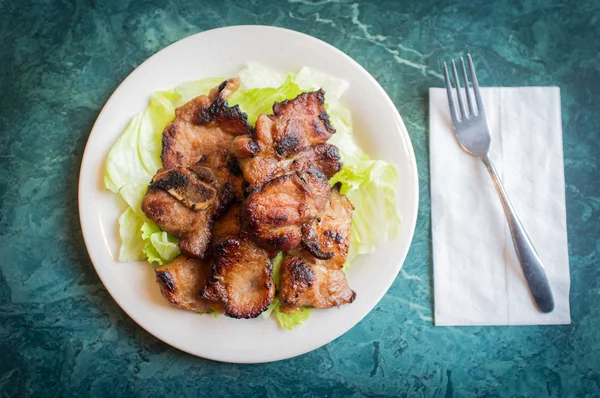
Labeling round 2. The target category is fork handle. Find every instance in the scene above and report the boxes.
[481,155,555,313]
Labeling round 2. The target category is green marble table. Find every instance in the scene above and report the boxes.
[1,0,599,396]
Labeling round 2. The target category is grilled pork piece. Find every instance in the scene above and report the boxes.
[232,90,340,189]
[162,78,252,203]
[141,166,219,258]
[200,205,275,319]
[277,250,356,313]
[277,189,355,313]
[301,188,354,267]
[155,255,222,313]
[241,168,331,253]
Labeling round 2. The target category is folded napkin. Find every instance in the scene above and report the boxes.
[429,87,571,326]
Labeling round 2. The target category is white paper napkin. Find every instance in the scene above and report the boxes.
[429,87,571,326]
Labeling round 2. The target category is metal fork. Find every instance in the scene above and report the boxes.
[442,54,554,313]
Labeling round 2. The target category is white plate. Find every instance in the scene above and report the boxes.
[78,26,418,363]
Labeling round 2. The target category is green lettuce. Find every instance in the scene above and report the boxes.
[176,77,225,104]
[295,66,349,103]
[330,161,401,262]
[117,208,145,261]
[262,253,284,319]
[263,296,314,330]
[261,252,315,329]
[238,62,288,90]
[271,252,284,289]
[228,76,302,125]
[105,90,180,195]
[276,306,314,330]
[141,222,180,265]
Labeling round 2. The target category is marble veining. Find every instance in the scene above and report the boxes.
[1,0,599,396]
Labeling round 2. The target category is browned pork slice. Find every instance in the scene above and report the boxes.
[277,251,356,314]
[301,188,354,267]
[241,168,331,253]
[231,90,340,189]
[162,78,252,204]
[155,255,223,313]
[199,205,275,319]
[141,166,219,258]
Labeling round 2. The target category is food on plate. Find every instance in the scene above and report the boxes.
[155,84,346,318]
[155,255,223,313]
[199,205,275,319]
[104,65,402,329]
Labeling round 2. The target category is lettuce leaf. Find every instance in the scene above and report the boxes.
[295,66,349,103]
[262,297,279,319]
[117,183,148,218]
[263,298,314,330]
[141,222,180,265]
[276,306,314,330]
[105,90,180,195]
[330,161,401,262]
[238,62,287,90]
[104,112,155,195]
[325,108,369,163]
[271,252,284,289]
[175,77,225,104]
[228,76,303,125]
[262,253,283,318]
[262,252,314,329]
[117,208,146,261]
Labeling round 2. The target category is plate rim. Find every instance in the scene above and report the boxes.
[78,25,419,363]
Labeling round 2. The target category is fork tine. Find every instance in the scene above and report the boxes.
[467,54,484,114]
[443,62,459,123]
[460,57,476,116]
[451,60,468,120]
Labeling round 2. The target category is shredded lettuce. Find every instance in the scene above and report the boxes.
[105,64,401,329]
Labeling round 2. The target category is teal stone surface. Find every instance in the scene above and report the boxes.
[1,0,599,396]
